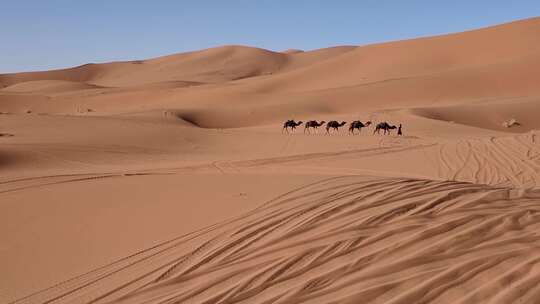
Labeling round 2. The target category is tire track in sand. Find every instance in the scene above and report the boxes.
[436,131,540,188]
[11,176,540,304]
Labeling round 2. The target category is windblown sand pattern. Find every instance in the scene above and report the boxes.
[11,176,540,304]
[436,133,540,187]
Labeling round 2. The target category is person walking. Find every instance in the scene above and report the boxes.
[397,124,403,136]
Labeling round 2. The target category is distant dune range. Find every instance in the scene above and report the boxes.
[3,17,540,304]
[1,18,540,129]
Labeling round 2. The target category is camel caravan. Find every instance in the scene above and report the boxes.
[283,120,403,136]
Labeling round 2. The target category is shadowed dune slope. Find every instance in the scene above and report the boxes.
[411,97,540,132]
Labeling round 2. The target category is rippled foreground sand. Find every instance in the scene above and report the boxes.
[3,17,540,304]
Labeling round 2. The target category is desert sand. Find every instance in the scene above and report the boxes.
[2,17,540,304]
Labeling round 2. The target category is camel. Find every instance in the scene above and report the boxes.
[325,121,347,134]
[348,120,372,135]
[282,120,303,133]
[373,122,397,135]
[304,120,326,133]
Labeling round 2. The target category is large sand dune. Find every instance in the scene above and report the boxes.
[0,45,355,89]
[3,17,540,304]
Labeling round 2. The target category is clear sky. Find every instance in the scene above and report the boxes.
[1,0,540,73]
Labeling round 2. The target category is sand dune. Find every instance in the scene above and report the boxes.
[246,17,540,93]
[1,46,286,87]
[3,19,540,123]
[10,177,540,304]
[3,17,540,304]
[0,45,355,89]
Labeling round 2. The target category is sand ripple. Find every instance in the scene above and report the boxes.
[13,176,540,304]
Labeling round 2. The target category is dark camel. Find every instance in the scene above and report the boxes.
[304,120,326,133]
[373,122,397,135]
[348,120,372,135]
[282,120,303,133]
[325,121,347,134]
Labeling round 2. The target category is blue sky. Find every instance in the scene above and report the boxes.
[1,0,540,73]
